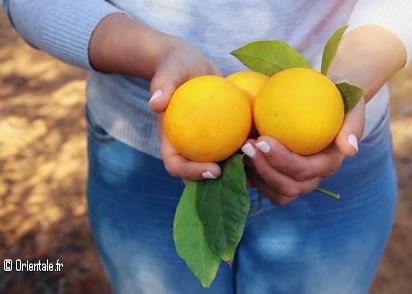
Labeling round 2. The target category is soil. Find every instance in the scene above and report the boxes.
[1,12,411,294]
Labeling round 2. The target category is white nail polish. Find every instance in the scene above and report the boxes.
[202,171,217,179]
[149,90,162,104]
[241,143,256,158]
[256,141,271,153]
[348,134,358,152]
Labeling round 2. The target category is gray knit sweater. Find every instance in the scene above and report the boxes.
[3,0,412,158]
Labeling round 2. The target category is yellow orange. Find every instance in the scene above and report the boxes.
[253,68,344,155]
[226,71,269,138]
[226,71,269,106]
[164,75,252,162]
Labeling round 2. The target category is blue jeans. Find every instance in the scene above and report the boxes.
[86,109,397,294]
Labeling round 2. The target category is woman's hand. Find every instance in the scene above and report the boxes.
[148,42,221,112]
[89,13,223,181]
[150,40,225,181]
[242,24,406,205]
[242,97,365,206]
[156,112,223,182]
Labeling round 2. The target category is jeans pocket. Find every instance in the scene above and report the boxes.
[85,107,115,144]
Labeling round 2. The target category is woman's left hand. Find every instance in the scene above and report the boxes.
[243,97,365,206]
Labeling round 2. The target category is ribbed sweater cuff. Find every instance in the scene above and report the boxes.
[10,0,124,70]
[348,0,412,66]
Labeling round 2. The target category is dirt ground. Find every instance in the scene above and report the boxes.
[0,12,411,294]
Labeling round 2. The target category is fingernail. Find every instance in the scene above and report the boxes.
[256,141,271,153]
[202,171,217,179]
[149,90,162,104]
[348,134,358,152]
[241,143,256,158]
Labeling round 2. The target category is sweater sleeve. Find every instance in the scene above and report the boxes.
[347,0,412,65]
[3,0,124,70]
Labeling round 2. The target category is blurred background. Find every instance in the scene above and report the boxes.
[0,12,411,294]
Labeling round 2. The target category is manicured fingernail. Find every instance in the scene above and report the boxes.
[348,134,358,152]
[149,90,162,104]
[202,171,217,179]
[241,143,256,158]
[256,141,271,153]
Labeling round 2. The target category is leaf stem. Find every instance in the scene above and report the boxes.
[315,187,340,200]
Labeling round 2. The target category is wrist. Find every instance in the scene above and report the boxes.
[328,25,406,102]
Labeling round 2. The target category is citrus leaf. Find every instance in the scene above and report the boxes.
[196,154,250,263]
[173,181,221,288]
[231,41,309,76]
[321,25,348,75]
[336,82,363,113]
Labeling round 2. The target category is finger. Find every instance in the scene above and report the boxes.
[149,56,221,113]
[306,144,346,178]
[160,127,221,181]
[251,137,313,179]
[149,60,187,113]
[335,97,365,156]
[246,171,299,206]
[243,137,344,180]
[244,154,322,198]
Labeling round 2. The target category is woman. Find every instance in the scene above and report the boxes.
[3,1,410,293]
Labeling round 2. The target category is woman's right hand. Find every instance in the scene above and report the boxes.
[89,13,223,181]
[150,41,224,181]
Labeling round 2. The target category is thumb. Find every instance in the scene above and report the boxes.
[149,56,221,113]
[149,61,183,113]
[335,98,365,157]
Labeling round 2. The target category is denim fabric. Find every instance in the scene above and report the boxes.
[86,109,397,294]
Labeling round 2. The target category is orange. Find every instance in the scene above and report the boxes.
[164,75,252,162]
[253,68,344,155]
[226,71,269,139]
[226,71,269,106]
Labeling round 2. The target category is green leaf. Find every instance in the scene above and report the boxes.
[173,181,221,288]
[321,25,348,75]
[231,41,309,76]
[336,82,363,113]
[196,154,250,263]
